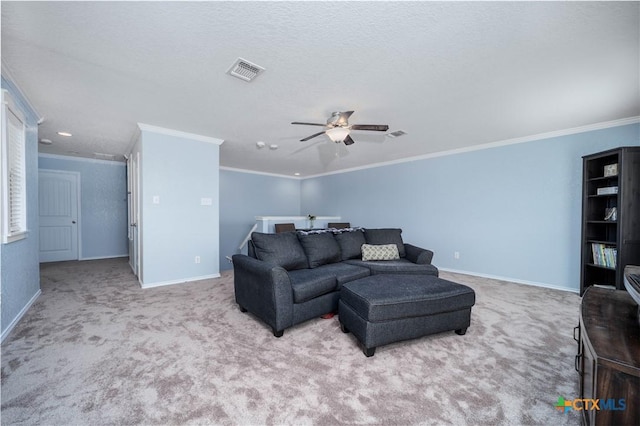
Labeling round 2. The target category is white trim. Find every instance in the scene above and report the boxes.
[137,123,224,146]
[0,289,41,343]
[1,63,43,121]
[125,125,142,158]
[38,153,126,166]
[140,273,221,289]
[299,116,640,179]
[220,166,301,180]
[80,254,128,261]
[439,267,580,294]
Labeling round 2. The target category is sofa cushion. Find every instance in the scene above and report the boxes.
[345,258,438,276]
[297,233,341,268]
[364,228,406,257]
[361,244,400,261]
[334,229,366,260]
[313,262,371,286]
[288,269,338,303]
[251,232,308,271]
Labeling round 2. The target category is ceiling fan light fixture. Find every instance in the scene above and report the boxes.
[326,127,350,143]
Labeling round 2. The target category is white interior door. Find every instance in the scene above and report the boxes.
[127,152,140,277]
[38,170,79,262]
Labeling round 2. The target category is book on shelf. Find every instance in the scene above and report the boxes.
[591,243,617,268]
[596,186,618,195]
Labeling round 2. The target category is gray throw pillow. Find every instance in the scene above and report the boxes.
[364,228,406,258]
[251,232,308,270]
[334,229,366,260]
[297,233,341,268]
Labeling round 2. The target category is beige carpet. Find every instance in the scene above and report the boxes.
[1,258,581,425]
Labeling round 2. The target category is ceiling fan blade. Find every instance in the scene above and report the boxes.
[336,111,355,126]
[300,131,326,142]
[350,124,389,132]
[291,122,327,127]
[343,135,355,146]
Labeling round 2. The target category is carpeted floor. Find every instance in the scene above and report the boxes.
[1,258,581,425]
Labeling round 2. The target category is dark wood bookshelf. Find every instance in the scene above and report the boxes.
[580,147,640,295]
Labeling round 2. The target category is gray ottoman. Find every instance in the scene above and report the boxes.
[339,274,476,357]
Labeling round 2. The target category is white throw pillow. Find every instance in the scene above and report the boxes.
[361,244,400,261]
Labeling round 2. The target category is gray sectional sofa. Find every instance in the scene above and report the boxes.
[232,228,438,337]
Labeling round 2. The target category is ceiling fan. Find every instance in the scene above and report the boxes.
[291,111,389,145]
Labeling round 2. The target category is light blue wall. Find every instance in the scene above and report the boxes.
[38,155,128,260]
[301,123,640,292]
[219,169,301,270]
[1,76,41,340]
[139,128,221,286]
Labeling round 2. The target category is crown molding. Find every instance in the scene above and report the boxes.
[137,123,224,145]
[1,62,44,122]
[39,153,126,166]
[300,116,640,179]
[219,166,301,180]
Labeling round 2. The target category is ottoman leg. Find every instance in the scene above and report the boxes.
[363,347,376,357]
[340,323,350,333]
[455,327,467,335]
[273,328,284,338]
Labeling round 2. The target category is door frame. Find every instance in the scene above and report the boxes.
[38,169,81,262]
[127,152,141,279]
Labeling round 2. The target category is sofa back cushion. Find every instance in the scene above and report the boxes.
[251,232,308,270]
[297,232,341,268]
[364,228,406,258]
[334,229,366,260]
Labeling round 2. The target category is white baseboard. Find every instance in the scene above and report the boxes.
[1,289,42,343]
[80,254,128,261]
[439,267,580,294]
[140,273,221,289]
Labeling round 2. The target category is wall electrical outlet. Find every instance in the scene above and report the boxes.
[454,251,460,260]
[195,256,201,264]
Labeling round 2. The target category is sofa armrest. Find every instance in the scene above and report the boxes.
[232,254,294,333]
[404,243,434,265]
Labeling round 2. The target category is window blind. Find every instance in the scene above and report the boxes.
[1,90,27,243]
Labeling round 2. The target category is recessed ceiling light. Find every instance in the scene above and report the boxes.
[294,173,301,176]
[39,138,53,145]
[256,141,266,149]
[269,144,278,150]
[57,131,72,137]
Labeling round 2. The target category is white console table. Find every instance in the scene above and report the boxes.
[255,216,341,233]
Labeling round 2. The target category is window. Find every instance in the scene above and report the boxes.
[1,89,27,243]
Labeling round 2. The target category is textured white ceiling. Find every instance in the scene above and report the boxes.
[2,1,639,177]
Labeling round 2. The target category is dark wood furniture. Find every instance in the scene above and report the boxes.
[274,223,295,233]
[328,222,350,229]
[577,287,640,425]
[580,147,640,296]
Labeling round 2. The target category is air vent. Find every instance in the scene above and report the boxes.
[387,130,407,138]
[226,57,265,82]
